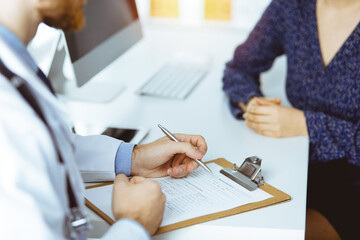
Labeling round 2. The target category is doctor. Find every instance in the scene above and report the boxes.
[0,0,207,239]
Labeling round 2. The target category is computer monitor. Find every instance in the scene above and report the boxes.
[49,0,142,102]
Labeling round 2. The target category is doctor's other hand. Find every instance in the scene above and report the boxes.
[112,174,166,236]
[130,134,207,178]
[243,97,308,138]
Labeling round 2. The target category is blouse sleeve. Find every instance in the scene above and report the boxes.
[305,110,360,167]
[222,0,287,119]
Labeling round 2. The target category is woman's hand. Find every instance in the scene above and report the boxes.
[242,97,308,138]
[130,134,207,178]
[238,96,281,112]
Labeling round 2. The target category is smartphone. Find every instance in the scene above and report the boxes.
[101,127,149,144]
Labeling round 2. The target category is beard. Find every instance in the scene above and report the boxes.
[40,0,85,32]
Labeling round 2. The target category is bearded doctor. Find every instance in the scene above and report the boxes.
[0,0,208,239]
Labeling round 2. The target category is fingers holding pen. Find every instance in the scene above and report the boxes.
[167,158,198,178]
[157,125,208,177]
[166,146,200,178]
[165,140,206,161]
[169,133,211,174]
[174,133,207,156]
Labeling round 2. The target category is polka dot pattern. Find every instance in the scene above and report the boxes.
[222,0,360,170]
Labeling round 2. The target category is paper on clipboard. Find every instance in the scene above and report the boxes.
[154,163,271,226]
[85,158,291,234]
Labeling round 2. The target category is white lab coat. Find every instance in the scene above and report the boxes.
[0,37,149,239]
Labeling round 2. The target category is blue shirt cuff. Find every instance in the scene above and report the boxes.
[115,142,135,176]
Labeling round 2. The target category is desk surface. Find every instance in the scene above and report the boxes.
[57,24,309,239]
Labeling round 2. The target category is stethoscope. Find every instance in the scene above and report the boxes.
[0,59,89,240]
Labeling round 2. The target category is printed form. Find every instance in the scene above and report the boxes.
[84,163,272,227]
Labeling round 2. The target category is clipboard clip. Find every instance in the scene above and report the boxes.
[220,156,264,191]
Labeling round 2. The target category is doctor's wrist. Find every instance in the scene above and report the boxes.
[130,144,143,176]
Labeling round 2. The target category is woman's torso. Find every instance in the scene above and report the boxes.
[282,0,360,123]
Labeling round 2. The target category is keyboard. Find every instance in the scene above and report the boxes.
[136,60,208,100]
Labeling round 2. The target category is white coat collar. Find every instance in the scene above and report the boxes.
[0,36,72,127]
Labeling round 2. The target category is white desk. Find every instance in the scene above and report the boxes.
[39,24,309,239]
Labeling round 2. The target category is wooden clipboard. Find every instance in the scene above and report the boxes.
[85,158,291,235]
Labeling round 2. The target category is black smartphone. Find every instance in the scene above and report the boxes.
[101,127,149,144]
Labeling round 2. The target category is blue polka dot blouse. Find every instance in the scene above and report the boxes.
[222,0,360,172]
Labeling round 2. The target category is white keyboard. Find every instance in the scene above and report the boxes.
[136,62,208,100]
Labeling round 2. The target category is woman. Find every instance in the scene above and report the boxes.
[223,0,360,239]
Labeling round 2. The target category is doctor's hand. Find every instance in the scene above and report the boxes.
[130,134,207,178]
[243,97,308,138]
[112,174,166,235]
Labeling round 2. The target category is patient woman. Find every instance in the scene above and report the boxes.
[223,0,360,239]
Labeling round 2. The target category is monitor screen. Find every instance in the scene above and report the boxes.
[63,0,142,87]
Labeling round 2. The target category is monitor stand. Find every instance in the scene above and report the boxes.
[48,36,126,103]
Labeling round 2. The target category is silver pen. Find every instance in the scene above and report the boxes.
[158,124,212,174]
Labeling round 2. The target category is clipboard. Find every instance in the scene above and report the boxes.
[85,158,291,235]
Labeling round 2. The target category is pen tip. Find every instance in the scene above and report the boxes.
[205,166,213,174]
